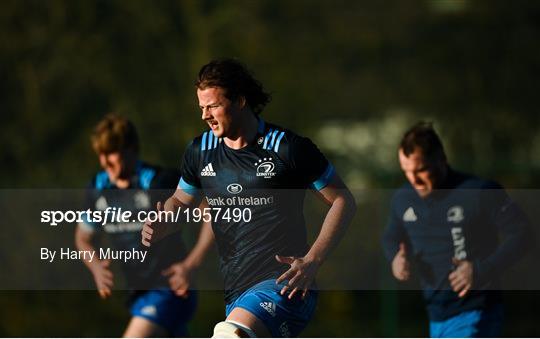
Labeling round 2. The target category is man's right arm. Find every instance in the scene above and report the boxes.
[143,138,203,247]
[164,187,200,213]
[382,197,411,281]
[141,187,202,247]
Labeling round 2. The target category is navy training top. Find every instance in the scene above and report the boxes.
[382,169,532,321]
[82,161,186,289]
[178,118,335,303]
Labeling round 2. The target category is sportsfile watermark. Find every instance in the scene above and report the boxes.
[40,206,253,226]
[0,188,538,290]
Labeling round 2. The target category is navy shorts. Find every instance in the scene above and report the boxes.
[129,289,197,336]
[225,279,318,337]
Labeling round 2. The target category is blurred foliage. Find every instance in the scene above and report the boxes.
[2,0,540,188]
[1,0,540,336]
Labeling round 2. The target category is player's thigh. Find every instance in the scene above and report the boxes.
[123,316,168,338]
[226,307,272,337]
[225,279,318,337]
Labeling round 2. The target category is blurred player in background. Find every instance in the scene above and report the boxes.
[383,122,532,337]
[76,114,214,337]
[142,59,357,337]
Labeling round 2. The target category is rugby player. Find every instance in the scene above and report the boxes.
[382,122,532,337]
[142,59,357,337]
[76,114,214,337]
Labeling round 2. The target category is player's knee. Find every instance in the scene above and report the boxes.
[212,321,257,338]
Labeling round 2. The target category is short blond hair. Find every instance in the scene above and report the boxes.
[91,114,139,154]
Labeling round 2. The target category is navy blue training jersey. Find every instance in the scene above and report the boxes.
[382,169,531,321]
[82,161,186,289]
[178,119,335,303]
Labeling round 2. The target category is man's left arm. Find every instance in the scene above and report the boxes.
[150,168,216,297]
[276,173,357,299]
[449,182,534,297]
[473,183,534,286]
[162,211,215,297]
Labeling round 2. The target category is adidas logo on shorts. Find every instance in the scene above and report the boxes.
[279,322,291,337]
[259,301,276,317]
[140,305,157,317]
[201,163,216,176]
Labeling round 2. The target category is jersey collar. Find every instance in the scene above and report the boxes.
[127,160,144,188]
[257,117,265,134]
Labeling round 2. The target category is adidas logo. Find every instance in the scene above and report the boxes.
[201,163,216,176]
[95,196,108,210]
[403,207,417,222]
[140,305,157,317]
[260,301,276,317]
[279,322,291,337]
